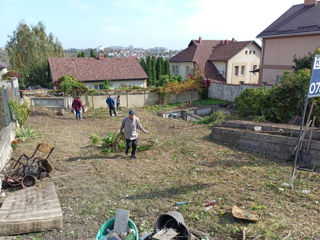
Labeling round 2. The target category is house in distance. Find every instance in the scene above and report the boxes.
[169,37,261,85]
[48,54,148,89]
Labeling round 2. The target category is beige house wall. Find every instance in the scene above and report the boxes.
[84,79,147,89]
[170,62,194,80]
[260,34,320,85]
[226,43,261,85]
[212,61,226,79]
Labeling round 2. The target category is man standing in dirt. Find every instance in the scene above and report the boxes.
[120,110,148,158]
[106,95,117,117]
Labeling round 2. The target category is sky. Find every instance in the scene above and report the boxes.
[0,0,303,50]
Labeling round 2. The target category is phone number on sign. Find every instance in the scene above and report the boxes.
[309,82,320,95]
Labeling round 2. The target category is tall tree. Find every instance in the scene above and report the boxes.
[6,21,64,88]
[156,57,163,83]
[140,58,146,72]
[151,56,156,86]
[146,56,152,86]
[164,59,171,76]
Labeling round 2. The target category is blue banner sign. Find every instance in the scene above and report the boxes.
[308,54,320,98]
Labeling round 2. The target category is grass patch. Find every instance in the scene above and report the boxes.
[143,103,182,114]
[193,111,228,125]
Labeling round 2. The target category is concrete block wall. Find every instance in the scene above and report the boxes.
[209,82,271,101]
[24,91,198,109]
[212,121,320,163]
[0,123,16,190]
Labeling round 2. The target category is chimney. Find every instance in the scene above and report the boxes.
[198,36,202,43]
[232,38,235,42]
[224,40,227,44]
[98,53,104,60]
[304,0,317,6]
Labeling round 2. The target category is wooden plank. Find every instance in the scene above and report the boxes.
[152,228,179,240]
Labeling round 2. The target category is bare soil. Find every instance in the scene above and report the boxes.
[7,107,320,240]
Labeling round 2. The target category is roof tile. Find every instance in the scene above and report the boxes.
[48,57,148,82]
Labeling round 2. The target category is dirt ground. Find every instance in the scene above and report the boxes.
[6,106,320,240]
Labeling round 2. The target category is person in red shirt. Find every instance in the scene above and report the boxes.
[72,96,85,120]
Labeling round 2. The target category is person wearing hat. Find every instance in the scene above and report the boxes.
[120,110,148,158]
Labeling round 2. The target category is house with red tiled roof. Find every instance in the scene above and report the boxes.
[257,0,320,85]
[169,37,261,85]
[48,55,148,89]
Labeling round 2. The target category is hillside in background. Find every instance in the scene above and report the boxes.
[0,46,179,67]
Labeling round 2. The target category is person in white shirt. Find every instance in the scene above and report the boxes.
[120,110,148,158]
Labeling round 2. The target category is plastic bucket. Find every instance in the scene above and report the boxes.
[95,217,139,240]
[156,211,190,240]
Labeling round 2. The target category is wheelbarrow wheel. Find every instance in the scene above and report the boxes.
[22,175,36,188]
[6,176,22,187]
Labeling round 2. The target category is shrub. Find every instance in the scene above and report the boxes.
[15,126,36,142]
[90,134,100,145]
[58,75,88,96]
[2,70,20,80]
[235,69,310,123]
[9,100,29,126]
[103,79,111,90]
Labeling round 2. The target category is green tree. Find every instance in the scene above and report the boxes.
[6,21,64,88]
[146,56,152,86]
[293,48,320,72]
[77,51,85,57]
[140,58,146,72]
[164,59,170,75]
[151,56,156,86]
[58,75,88,96]
[156,57,164,84]
[90,49,96,58]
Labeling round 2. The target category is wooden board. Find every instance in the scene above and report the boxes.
[152,228,179,240]
[0,180,63,236]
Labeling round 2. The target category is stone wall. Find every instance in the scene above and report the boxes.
[209,82,271,101]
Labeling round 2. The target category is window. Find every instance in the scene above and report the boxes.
[249,51,252,54]
[253,50,256,54]
[94,85,100,89]
[241,65,245,76]
[172,65,175,74]
[252,65,257,75]
[186,66,190,75]
[234,66,239,76]
[245,50,248,55]
[175,65,179,74]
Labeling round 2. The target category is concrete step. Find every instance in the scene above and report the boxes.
[215,120,320,141]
